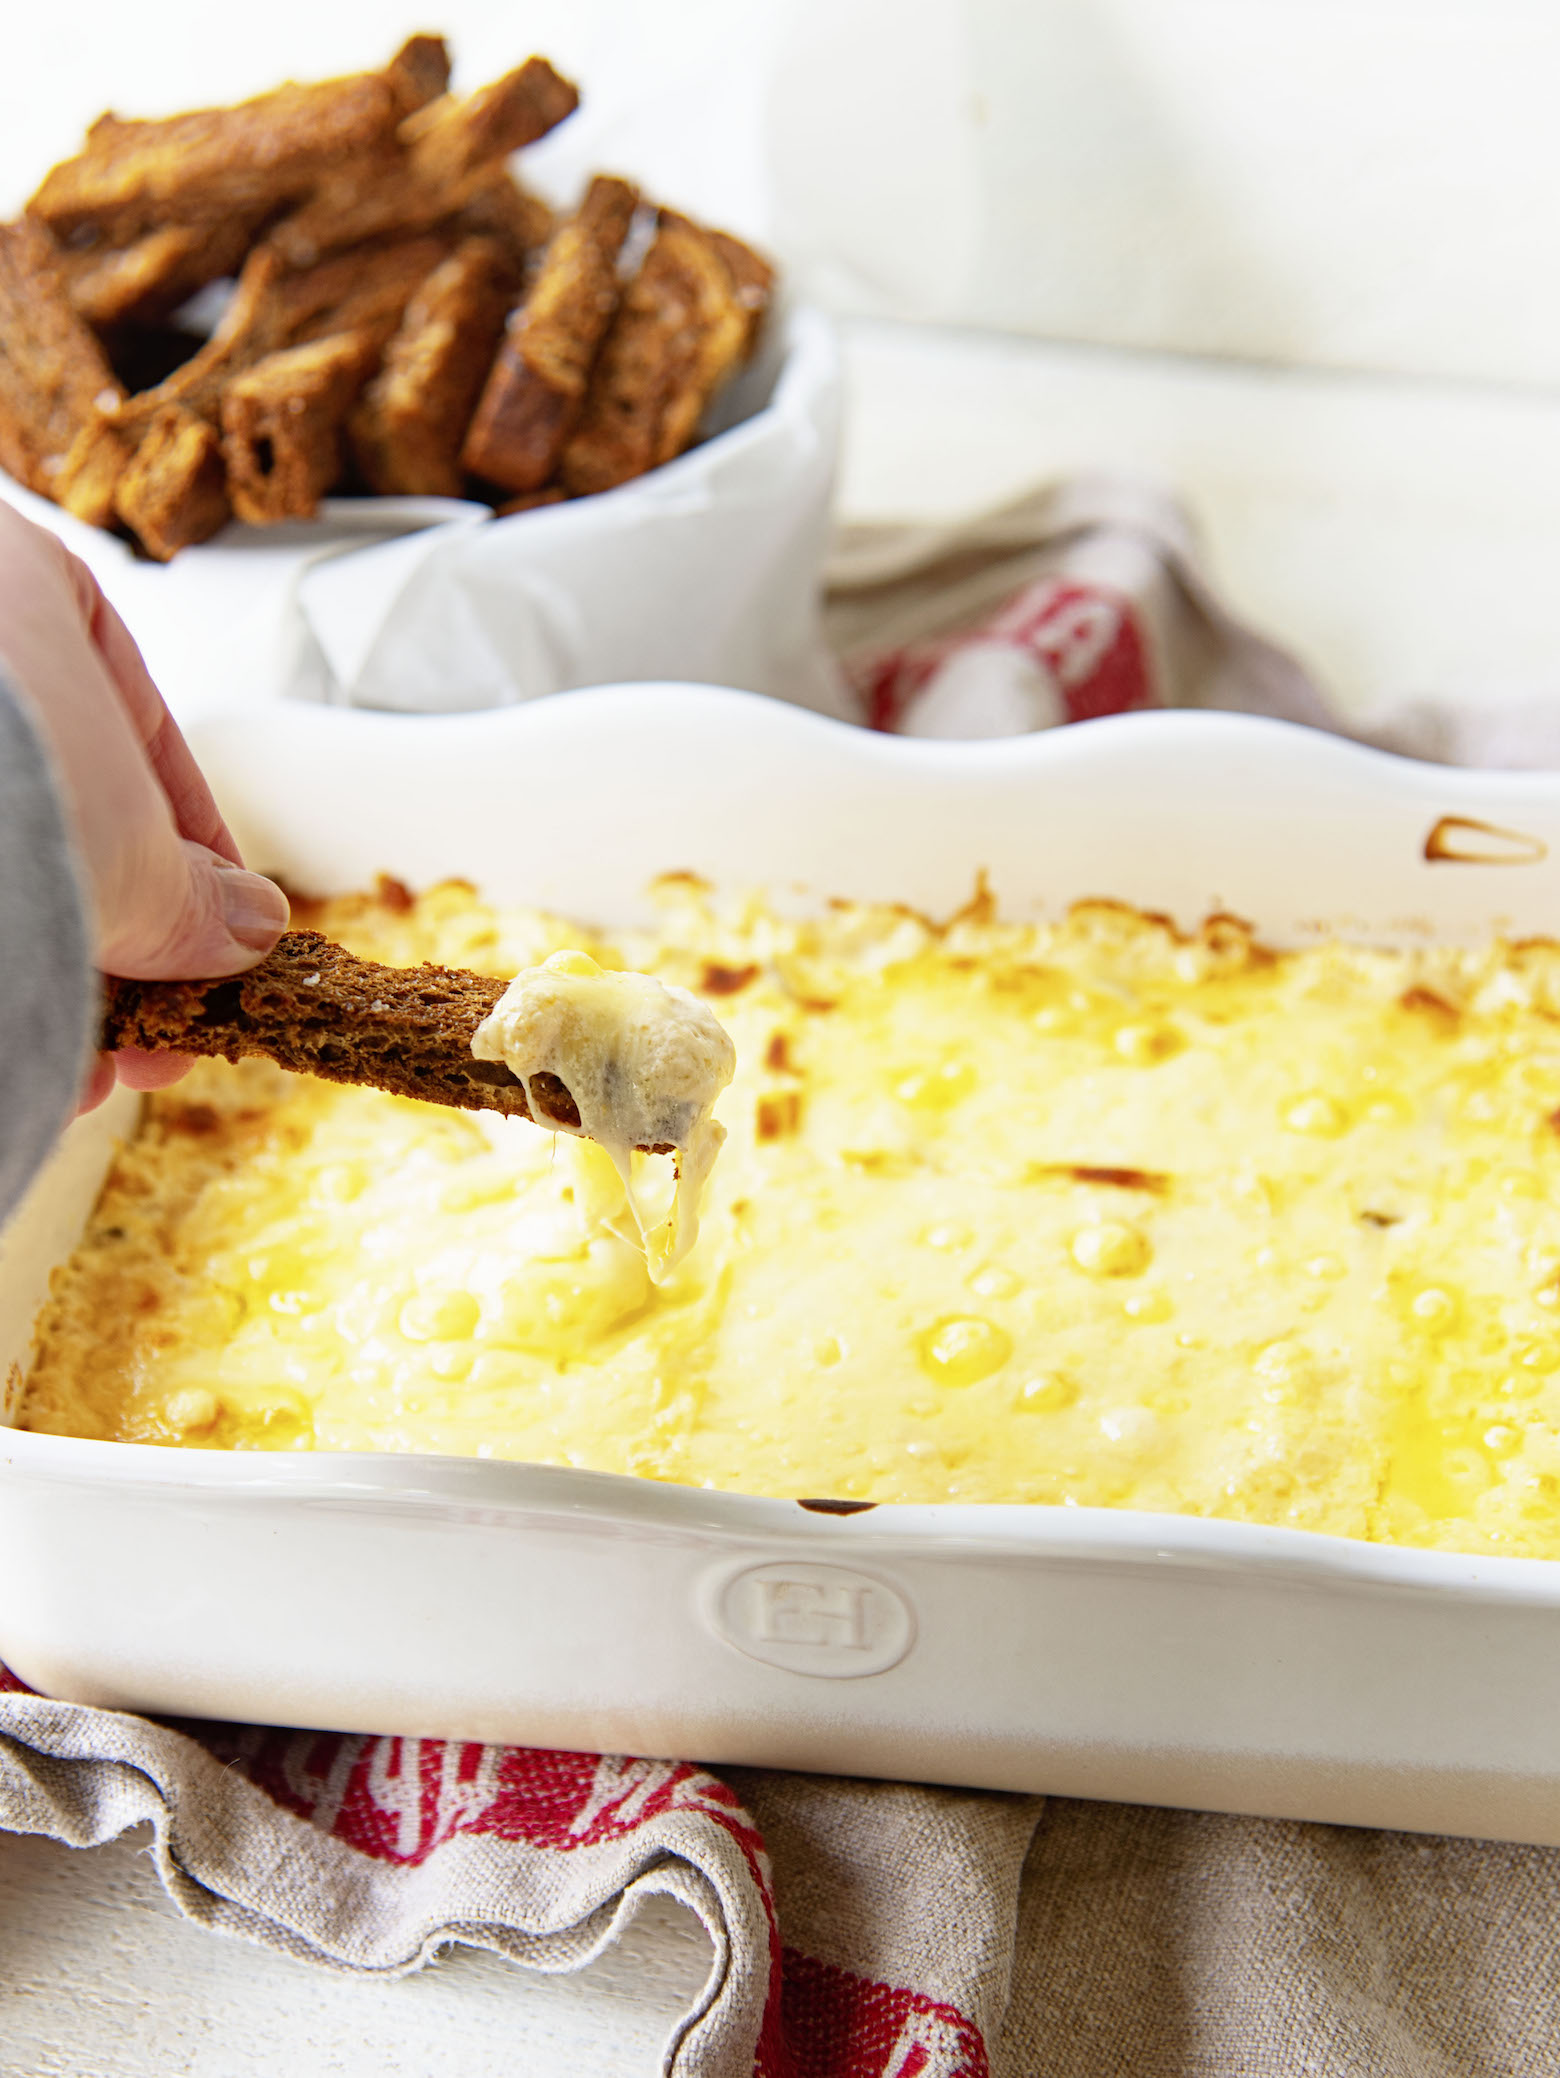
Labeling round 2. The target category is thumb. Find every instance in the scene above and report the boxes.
[99,838,290,981]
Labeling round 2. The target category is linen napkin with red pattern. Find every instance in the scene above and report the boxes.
[8,1660,1560,2077]
[0,1663,1037,2077]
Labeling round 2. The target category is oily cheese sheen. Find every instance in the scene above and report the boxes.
[24,877,1560,1560]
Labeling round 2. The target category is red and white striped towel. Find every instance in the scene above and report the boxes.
[827,477,1334,742]
[828,476,1560,768]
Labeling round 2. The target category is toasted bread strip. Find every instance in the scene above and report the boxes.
[0,220,124,499]
[113,404,229,560]
[382,34,453,116]
[404,59,578,188]
[54,416,132,527]
[706,225,776,354]
[461,174,638,494]
[269,58,578,268]
[27,40,446,248]
[222,332,382,523]
[349,238,516,496]
[558,212,766,497]
[111,233,450,439]
[59,215,261,328]
[100,930,672,1148]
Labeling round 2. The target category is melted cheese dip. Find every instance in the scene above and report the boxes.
[25,878,1560,1559]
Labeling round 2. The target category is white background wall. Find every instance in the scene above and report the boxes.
[7,1,1560,389]
[772,0,1560,387]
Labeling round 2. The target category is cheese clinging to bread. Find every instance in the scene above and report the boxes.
[30,876,1560,1565]
[471,949,735,1279]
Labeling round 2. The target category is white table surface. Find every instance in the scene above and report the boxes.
[9,317,1560,2072]
[0,1828,713,2076]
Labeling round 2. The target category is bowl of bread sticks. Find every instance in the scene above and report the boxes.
[0,34,845,718]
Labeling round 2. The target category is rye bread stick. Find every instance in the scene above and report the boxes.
[402,58,579,188]
[60,214,262,328]
[461,173,638,494]
[221,330,382,523]
[382,34,453,117]
[54,416,132,529]
[112,403,229,560]
[269,58,579,267]
[0,218,124,500]
[558,210,756,497]
[27,38,446,248]
[99,930,675,1150]
[349,236,516,496]
[705,225,776,355]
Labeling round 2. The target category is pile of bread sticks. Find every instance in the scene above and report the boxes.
[0,35,774,560]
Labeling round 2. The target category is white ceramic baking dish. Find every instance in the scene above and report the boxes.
[7,693,1560,1845]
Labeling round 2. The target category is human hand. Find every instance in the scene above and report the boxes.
[0,500,289,1109]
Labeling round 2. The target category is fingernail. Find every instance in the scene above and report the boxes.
[218,868,290,951]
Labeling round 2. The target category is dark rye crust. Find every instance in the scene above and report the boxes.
[99,929,672,1151]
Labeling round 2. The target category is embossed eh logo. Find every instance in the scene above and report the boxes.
[712,1560,916,1678]
[752,1576,869,1651]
